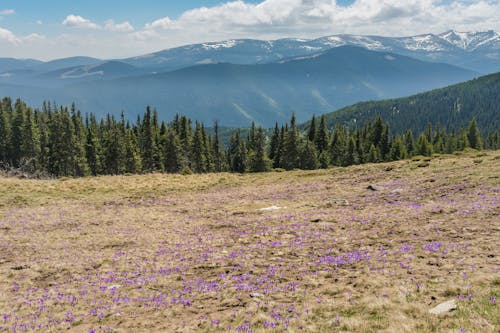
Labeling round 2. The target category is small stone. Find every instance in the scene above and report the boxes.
[429,299,457,315]
[310,218,322,223]
[250,293,264,298]
[259,206,282,211]
[367,185,382,191]
[330,198,349,206]
[10,265,30,271]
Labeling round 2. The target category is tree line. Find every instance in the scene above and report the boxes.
[0,97,497,178]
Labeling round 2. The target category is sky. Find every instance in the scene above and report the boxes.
[0,0,498,60]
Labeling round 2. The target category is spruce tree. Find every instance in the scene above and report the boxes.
[249,127,270,172]
[315,115,329,153]
[163,130,183,173]
[299,140,319,170]
[467,118,482,150]
[308,115,317,142]
[281,114,301,170]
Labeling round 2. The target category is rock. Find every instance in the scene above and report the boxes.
[250,292,264,298]
[429,299,457,315]
[10,264,30,271]
[367,185,382,191]
[330,198,350,206]
[310,218,322,223]
[259,206,282,211]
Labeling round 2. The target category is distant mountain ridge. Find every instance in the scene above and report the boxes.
[0,31,493,127]
[121,30,500,74]
[0,46,477,127]
[0,30,498,77]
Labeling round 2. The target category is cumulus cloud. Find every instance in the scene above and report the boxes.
[0,9,15,16]
[104,20,134,32]
[63,14,99,29]
[0,26,46,46]
[0,26,20,44]
[138,0,500,39]
[144,17,173,30]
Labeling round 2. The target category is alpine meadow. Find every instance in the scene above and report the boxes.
[0,1,499,332]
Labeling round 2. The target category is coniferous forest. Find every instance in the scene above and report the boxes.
[0,96,498,178]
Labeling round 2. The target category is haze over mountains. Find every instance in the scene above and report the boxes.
[0,30,497,127]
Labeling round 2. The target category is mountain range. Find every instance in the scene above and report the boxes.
[0,30,497,126]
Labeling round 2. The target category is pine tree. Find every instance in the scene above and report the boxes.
[315,115,329,153]
[0,100,12,164]
[269,123,281,168]
[228,130,246,173]
[190,122,206,173]
[85,114,102,176]
[343,137,358,166]
[124,129,142,174]
[21,107,41,171]
[416,134,433,156]
[10,99,26,167]
[281,114,301,170]
[299,140,319,170]
[467,118,482,150]
[249,127,270,172]
[308,115,317,142]
[163,130,183,173]
[70,104,89,176]
[212,121,225,172]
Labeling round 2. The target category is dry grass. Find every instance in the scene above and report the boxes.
[0,151,499,332]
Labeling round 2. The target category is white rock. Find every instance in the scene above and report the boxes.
[259,206,282,211]
[429,299,457,314]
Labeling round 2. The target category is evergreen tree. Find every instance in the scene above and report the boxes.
[308,115,317,142]
[163,130,183,173]
[268,123,281,168]
[281,114,301,170]
[85,114,102,176]
[315,115,329,153]
[416,133,433,156]
[249,127,270,172]
[190,122,206,173]
[212,121,225,172]
[299,140,319,170]
[467,118,482,150]
[343,137,358,166]
[228,130,246,173]
[0,100,12,164]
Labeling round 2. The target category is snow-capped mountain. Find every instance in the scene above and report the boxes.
[121,30,499,74]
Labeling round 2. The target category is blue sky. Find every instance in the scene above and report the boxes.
[0,0,498,60]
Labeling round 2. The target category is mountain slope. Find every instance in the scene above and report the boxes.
[50,46,477,127]
[319,72,500,134]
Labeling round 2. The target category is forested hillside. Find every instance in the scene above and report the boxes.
[322,72,500,134]
[1,97,498,178]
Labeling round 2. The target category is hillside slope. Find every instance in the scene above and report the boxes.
[321,72,500,134]
[1,151,499,332]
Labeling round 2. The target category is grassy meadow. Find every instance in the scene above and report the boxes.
[0,150,499,332]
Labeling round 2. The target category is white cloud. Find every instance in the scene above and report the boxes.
[0,9,15,16]
[36,20,43,25]
[138,0,500,39]
[0,26,46,46]
[62,14,99,29]
[0,26,20,44]
[144,17,173,30]
[104,19,134,32]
